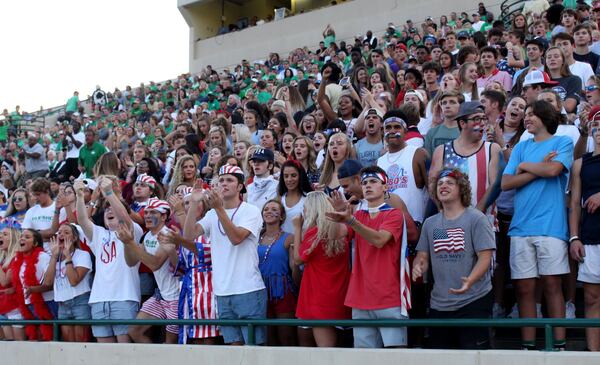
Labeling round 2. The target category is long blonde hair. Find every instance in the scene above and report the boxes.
[319,132,355,186]
[168,155,197,195]
[302,191,345,257]
[0,227,20,270]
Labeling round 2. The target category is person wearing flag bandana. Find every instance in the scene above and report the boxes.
[326,166,411,348]
[123,198,180,344]
[413,168,495,349]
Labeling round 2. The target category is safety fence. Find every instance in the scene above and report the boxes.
[2,318,600,351]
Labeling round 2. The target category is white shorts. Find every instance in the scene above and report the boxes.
[510,236,569,279]
[6,308,24,328]
[351,307,407,348]
[578,244,600,284]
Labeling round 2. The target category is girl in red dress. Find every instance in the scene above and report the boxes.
[292,191,351,347]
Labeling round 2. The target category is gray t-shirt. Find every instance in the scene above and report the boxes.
[416,207,495,311]
[355,137,383,167]
[23,143,49,173]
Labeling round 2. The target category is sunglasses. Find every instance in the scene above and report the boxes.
[585,85,599,92]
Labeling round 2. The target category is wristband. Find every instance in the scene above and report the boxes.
[346,216,356,226]
[64,261,73,265]
[103,190,114,197]
[569,236,580,244]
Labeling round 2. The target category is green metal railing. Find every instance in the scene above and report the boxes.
[2,318,600,351]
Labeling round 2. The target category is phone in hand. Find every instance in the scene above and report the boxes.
[339,77,350,87]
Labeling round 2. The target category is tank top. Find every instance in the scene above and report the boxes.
[580,152,600,245]
[281,194,306,234]
[377,145,428,223]
[443,140,498,231]
[257,232,295,300]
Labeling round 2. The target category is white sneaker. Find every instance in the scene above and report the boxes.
[492,303,506,319]
[507,303,519,319]
[536,303,543,318]
[565,301,576,319]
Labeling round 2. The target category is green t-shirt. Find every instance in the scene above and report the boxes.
[143,134,155,146]
[78,142,108,178]
[257,91,272,104]
[0,123,8,141]
[424,123,460,157]
[66,96,79,113]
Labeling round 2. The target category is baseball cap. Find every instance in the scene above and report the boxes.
[365,108,383,119]
[145,198,171,215]
[337,160,363,179]
[590,105,600,122]
[250,148,274,162]
[271,100,286,110]
[82,178,98,191]
[455,101,485,120]
[395,43,407,52]
[424,35,437,44]
[522,69,559,88]
[218,164,246,193]
[457,31,470,39]
[136,173,157,189]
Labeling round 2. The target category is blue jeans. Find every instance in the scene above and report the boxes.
[216,289,267,344]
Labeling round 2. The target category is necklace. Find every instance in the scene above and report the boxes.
[386,148,405,165]
[57,253,66,278]
[259,230,282,265]
[217,201,242,236]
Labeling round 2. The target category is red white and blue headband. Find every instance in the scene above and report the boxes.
[361,171,387,184]
[145,198,171,214]
[383,117,407,129]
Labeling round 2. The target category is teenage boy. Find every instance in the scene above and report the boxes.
[512,39,547,96]
[355,108,384,167]
[22,177,57,250]
[183,165,266,345]
[413,168,495,349]
[422,62,441,99]
[246,148,278,210]
[480,89,506,127]
[569,112,600,351]
[326,166,410,348]
[552,32,595,89]
[424,91,464,157]
[478,46,513,92]
[377,111,428,225]
[573,24,600,73]
[501,100,574,350]
[429,101,501,225]
[126,198,180,344]
[75,176,144,343]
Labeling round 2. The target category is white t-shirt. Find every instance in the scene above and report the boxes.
[569,61,595,89]
[198,202,265,296]
[22,202,56,251]
[53,249,92,302]
[19,251,53,304]
[281,194,305,234]
[143,230,179,301]
[87,223,143,304]
[66,132,86,159]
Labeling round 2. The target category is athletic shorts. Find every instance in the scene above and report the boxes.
[510,236,569,279]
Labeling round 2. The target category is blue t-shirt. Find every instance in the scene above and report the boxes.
[503,135,573,241]
[355,138,383,167]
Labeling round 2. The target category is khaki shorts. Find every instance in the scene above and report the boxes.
[510,236,569,279]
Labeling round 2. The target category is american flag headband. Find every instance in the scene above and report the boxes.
[383,117,407,129]
[361,171,387,185]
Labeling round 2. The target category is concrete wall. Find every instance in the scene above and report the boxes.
[179,0,504,73]
[2,342,600,365]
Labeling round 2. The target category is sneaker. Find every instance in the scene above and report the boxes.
[536,303,543,318]
[507,303,519,319]
[493,303,506,319]
[565,301,576,319]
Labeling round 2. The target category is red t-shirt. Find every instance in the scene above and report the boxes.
[0,262,18,314]
[345,209,404,310]
[296,226,351,320]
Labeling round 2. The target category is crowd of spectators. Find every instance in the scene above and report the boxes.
[0,0,600,352]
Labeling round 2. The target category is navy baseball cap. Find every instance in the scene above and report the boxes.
[250,148,274,162]
[338,160,363,179]
[455,101,484,120]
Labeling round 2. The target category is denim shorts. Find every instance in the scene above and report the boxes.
[58,292,91,320]
[90,301,139,338]
[216,289,267,344]
[27,301,58,318]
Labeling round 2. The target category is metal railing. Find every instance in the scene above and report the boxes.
[2,318,600,351]
[500,0,527,27]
